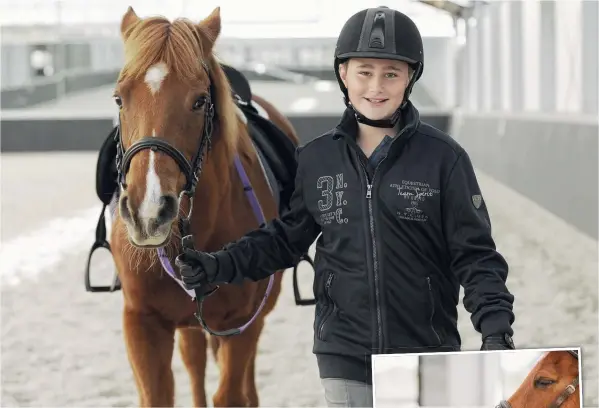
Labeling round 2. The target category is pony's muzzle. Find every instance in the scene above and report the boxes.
[119,193,179,246]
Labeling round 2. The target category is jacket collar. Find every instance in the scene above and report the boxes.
[334,100,421,157]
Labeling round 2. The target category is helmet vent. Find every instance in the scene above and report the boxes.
[368,12,386,49]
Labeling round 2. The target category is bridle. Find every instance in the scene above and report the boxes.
[115,62,214,209]
[114,61,274,337]
[495,350,580,408]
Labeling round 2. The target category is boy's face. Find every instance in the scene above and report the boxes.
[339,57,411,122]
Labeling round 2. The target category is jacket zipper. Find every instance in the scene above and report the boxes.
[426,277,442,344]
[336,125,415,353]
[358,159,384,353]
[317,272,335,340]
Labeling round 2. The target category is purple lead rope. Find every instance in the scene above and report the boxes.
[156,154,274,334]
[156,248,195,297]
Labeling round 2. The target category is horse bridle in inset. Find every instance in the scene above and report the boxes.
[495,350,580,408]
[113,61,272,337]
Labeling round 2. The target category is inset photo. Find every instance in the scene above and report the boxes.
[372,347,582,408]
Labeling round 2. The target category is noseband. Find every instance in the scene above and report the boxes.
[114,61,274,337]
[495,350,579,408]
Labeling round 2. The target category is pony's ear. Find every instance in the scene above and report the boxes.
[197,7,221,47]
[121,6,140,41]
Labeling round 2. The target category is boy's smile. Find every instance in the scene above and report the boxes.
[364,97,388,105]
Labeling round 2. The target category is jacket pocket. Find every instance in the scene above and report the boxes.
[317,272,337,341]
[426,277,442,345]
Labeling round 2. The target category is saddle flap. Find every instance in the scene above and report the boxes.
[237,103,298,215]
[96,126,119,206]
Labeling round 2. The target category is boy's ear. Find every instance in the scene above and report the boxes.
[338,62,348,87]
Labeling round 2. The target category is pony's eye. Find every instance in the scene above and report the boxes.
[113,95,123,108]
[534,377,556,388]
[192,96,207,111]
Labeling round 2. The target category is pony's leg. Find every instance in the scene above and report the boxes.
[243,348,259,407]
[178,327,208,407]
[212,318,265,407]
[123,307,176,407]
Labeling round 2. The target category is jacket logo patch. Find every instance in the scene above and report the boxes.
[317,173,348,225]
[390,180,440,222]
[472,194,482,209]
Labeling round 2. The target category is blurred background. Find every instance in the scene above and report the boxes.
[1,0,597,407]
[371,348,580,407]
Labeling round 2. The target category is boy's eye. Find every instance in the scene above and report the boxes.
[357,71,397,78]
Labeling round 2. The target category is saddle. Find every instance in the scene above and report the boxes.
[86,64,315,305]
[221,64,252,104]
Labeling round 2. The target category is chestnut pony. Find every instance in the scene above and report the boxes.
[496,350,581,408]
[110,6,299,407]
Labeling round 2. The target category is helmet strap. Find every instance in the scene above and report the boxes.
[344,96,402,128]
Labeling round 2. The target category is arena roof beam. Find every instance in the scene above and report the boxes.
[417,0,478,18]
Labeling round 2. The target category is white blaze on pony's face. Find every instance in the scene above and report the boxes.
[114,5,225,248]
[144,62,169,95]
[136,129,165,243]
[138,63,169,231]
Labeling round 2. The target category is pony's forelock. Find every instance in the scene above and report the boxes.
[117,15,242,158]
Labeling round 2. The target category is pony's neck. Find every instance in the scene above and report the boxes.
[187,114,254,251]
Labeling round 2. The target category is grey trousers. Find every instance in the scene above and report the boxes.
[320,378,373,408]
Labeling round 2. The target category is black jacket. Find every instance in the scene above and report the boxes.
[216,101,515,384]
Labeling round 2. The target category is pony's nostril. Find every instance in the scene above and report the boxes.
[156,194,178,225]
[119,196,131,221]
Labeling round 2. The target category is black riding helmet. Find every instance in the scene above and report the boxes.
[334,6,424,128]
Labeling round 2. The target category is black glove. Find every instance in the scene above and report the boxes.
[480,333,515,350]
[175,235,220,291]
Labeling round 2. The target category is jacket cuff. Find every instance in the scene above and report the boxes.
[480,311,514,339]
[213,250,236,283]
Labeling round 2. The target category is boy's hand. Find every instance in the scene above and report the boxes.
[175,235,219,291]
[480,333,515,350]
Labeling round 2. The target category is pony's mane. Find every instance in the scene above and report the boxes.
[117,15,244,158]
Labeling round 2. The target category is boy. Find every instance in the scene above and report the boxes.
[176,6,516,407]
